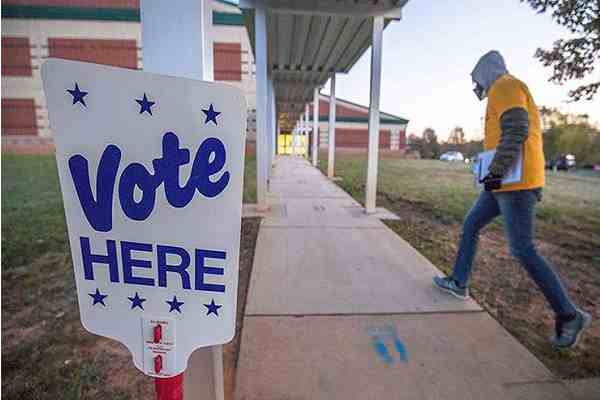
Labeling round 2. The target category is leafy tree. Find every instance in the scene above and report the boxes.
[522,0,600,101]
[543,125,563,159]
[421,128,441,159]
[556,123,600,164]
[462,140,484,158]
[408,133,424,155]
[540,106,599,163]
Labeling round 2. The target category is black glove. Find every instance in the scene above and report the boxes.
[480,173,502,191]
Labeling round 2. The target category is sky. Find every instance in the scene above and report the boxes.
[320,0,600,141]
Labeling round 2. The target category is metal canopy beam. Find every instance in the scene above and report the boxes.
[241,0,406,18]
[239,1,407,134]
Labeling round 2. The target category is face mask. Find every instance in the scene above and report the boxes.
[473,81,486,101]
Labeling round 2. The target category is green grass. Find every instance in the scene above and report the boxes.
[320,153,600,378]
[243,153,257,204]
[320,156,600,231]
[1,153,259,399]
[2,155,69,270]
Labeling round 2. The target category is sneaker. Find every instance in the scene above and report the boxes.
[551,309,592,349]
[433,276,469,300]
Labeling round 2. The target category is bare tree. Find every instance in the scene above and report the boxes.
[448,126,466,146]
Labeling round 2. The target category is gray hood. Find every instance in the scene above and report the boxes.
[471,50,508,97]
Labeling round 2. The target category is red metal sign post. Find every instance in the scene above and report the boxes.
[155,374,184,400]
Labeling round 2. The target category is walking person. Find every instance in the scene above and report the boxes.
[433,50,591,348]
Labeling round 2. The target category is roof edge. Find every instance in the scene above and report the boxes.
[319,94,409,124]
[317,116,408,125]
[1,4,243,25]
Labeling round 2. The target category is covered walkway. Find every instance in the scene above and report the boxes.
[235,156,572,400]
[240,0,407,213]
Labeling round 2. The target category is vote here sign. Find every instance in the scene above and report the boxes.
[41,59,247,378]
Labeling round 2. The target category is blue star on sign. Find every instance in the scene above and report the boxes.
[204,299,222,316]
[202,103,221,125]
[67,83,88,107]
[89,288,107,306]
[128,292,146,310]
[166,296,184,313]
[135,93,155,115]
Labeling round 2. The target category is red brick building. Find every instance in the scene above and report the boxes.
[1,0,409,153]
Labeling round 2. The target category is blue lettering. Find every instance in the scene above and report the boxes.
[193,137,230,198]
[122,241,154,286]
[118,163,160,221]
[195,249,226,292]
[79,238,226,293]
[69,133,230,232]
[152,132,196,208]
[69,145,121,232]
[81,236,119,282]
[157,245,191,289]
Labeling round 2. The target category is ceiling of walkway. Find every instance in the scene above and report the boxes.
[239,0,408,130]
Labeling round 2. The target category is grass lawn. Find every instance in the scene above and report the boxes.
[1,153,260,399]
[319,153,600,379]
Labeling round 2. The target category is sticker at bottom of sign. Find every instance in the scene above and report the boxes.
[142,317,176,377]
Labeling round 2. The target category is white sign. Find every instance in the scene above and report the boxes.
[42,59,247,377]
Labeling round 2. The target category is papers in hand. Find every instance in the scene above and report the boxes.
[473,148,523,187]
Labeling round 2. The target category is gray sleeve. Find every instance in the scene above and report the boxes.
[489,107,529,176]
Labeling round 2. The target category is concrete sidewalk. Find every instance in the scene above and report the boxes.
[234,156,581,400]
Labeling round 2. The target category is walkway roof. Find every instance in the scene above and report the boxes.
[239,0,408,129]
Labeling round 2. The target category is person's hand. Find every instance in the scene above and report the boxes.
[480,173,502,191]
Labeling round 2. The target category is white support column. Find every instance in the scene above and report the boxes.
[312,88,319,166]
[304,103,310,159]
[141,3,223,400]
[327,72,336,178]
[141,0,209,80]
[203,1,214,81]
[266,74,273,174]
[365,16,384,214]
[254,4,269,208]
[300,117,304,157]
[292,125,297,156]
[277,124,281,156]
[299,116,304,157]
[270,80,277,160]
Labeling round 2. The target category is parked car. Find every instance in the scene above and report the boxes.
[546,154,576,170]
[440,151,464,162]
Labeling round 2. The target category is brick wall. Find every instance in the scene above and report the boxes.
[335,128,390,148]
[48,38,137,69]
[213,42,242,81]
[2,0,139,8]
[399,129,407,149]
[2,99,38,135]
[2,37,32,76]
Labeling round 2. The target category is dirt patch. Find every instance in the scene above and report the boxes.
[381,193,600,379]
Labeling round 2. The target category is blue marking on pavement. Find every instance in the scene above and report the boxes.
[372,338,394,364]
[393,337,408,362]
[367,325,408,364]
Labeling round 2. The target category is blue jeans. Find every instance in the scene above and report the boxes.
[451,189,576,317]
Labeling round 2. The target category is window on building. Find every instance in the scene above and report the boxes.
[2,99,37,136]
[2,37,32,76]
[213,42,242,81]
[48,38,137,69]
